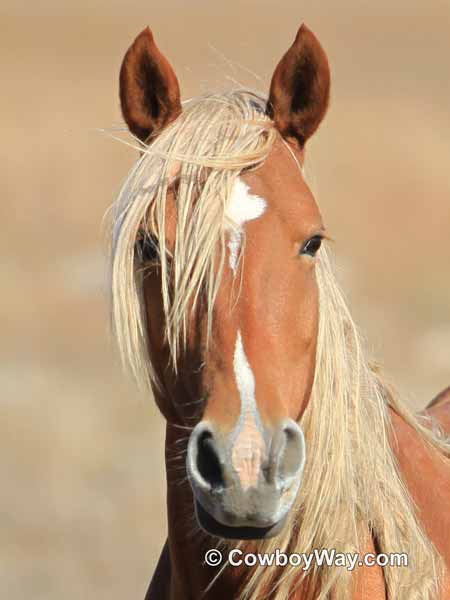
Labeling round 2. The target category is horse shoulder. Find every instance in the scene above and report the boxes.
[389,408,450,581]
[144,540,171,600]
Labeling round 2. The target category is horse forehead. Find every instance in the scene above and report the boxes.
[240,142,318,218]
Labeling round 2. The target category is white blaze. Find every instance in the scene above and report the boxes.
[231,330,265,490]
[233,330,257,413]
[226,178,267,272]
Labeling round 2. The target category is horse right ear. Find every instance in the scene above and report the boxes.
[119,27,182,143]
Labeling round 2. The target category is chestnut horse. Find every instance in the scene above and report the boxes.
[110,25,450,599]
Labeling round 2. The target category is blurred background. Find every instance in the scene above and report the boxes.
[1,1,449,598]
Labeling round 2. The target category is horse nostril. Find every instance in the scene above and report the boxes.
[267,420,306,488]
[281,421,306,481]
[195,429,225,491]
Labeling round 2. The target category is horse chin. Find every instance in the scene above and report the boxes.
[194,499,287,540]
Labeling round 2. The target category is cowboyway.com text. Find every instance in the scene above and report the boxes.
[204,548,408,571]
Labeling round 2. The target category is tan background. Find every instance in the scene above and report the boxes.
[1,1,449,598]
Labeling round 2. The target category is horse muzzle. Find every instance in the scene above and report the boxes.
[186,418,306,540]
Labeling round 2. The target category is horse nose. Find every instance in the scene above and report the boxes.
[187,418,306,536]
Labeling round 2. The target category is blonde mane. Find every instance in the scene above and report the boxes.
[109,89,450,599]
[110,90,276,390]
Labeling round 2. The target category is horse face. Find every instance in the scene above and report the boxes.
[120,24,330,539]
[185,142,324,538]
[139,141,324,539]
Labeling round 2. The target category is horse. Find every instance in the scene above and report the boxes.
[110,24,450,599]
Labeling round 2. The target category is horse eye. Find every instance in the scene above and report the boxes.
[300,235,323,257]
[136,235,159,263]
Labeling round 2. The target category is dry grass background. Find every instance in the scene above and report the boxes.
[1,1,449,598]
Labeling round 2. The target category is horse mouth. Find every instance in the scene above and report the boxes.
[194,499,287,540]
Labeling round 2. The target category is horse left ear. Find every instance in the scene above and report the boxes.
[267,24,330,148]
[119,27,182,143]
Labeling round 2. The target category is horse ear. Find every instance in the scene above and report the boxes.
[119,27,182,143]
[267,24,330,148]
